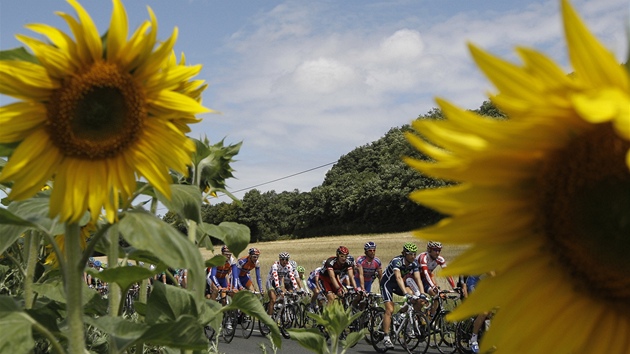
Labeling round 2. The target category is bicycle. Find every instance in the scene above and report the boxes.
[455,311,492,353]
[353,292,383,345]
[370,294,429,354]
[259,291,297,339]
[421,289,462,354]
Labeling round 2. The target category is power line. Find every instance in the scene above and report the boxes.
[228,161,337,194]
[155,161,337,213]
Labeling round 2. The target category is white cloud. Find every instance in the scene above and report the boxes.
[200,0,628,201]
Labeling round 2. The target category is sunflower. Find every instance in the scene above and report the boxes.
[0,0,211,223]
[405,1,630,353]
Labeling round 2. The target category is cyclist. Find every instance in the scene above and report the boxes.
[340,254,355,287]
[287,259,305,292]
[354,241,383,292]
[209,245,239,300]
[307,262,325,310]
[318,246,359,304]
[463,273,495,354]
[266,252,299,316]
[296,266,311,295]
[379,242,425,350]
[417,241,456,317]
[237,248,263,294]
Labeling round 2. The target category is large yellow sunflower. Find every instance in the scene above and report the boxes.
[405,1,629,353]
[0,0,211,223]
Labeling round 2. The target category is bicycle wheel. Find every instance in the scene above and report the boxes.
[295,302,307,328]
[221,310,237,343]
[432,312,457,354]
[204,325,216,341]
[402,312,429,352]
[279,307,293,339]
[240,312,255,339]
[455,317,474,354]
[369,308,389,353]
[258,317,271,336]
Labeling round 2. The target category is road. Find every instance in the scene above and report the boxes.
[215,326,449,354]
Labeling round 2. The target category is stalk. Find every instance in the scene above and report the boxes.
[63,223,86,354]
[107,223,121,354]
[24,231,40,309]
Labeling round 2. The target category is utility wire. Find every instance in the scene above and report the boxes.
[228,161,337,194]
[155,161,337,213]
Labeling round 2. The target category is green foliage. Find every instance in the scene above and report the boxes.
[287,301,366,354]
[0,132,277,353]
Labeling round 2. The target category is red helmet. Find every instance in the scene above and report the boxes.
[337,246,350,255]
[249,247,260,256]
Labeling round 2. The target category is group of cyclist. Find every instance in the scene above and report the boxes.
[202,239,486,353]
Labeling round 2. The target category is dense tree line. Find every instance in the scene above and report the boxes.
[166,101,505,242]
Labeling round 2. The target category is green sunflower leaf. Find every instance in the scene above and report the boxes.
[204,254,228,267]
[222,291,282,349]
[199,221,250,257]
[118,210,204,274]
[0,312,36,354]
[0,47,38,64]
[0,197,59,255]
[85,316,149,352]
[285,328,327,354]
[138,315,208,350]
[86,266,155,293]
[156,184,202,223]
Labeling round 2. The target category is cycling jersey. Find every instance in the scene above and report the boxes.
[417,252,456,290]
[319,256,353,279]
[354,255,382,292]
[380,255,420,302]
[266,260,298,290]
[237,255,262,291]
[210,255,238,288]
[307,267,322,290]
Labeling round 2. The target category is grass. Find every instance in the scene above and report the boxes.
[199,231,469,291]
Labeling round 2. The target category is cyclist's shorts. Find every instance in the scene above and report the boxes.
[380,277,404,303]
[239,275,254,289]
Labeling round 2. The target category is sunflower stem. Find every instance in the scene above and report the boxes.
[24,231,40,310]
[107,223,121,354]
[64,222,86,354]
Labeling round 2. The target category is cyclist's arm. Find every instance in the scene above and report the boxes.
[255,266,262,292]
[210,267,221,288]
[327,268,341,292]
[230,263,239,289]
[358,266,365,289]
[347,267,358,288]
[394,269,407,293]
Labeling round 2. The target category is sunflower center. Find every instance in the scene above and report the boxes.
[537,124,630,305]
[46,61,146,159]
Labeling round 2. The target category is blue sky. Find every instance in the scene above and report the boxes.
[1,0,628,206]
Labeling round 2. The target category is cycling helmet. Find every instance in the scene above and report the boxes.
[427,241,443,251]
[364,241,377,251]
[297,266,306,273]
[94,260,101,267]
[402,242,418,254]
[279,252,290,259]
[337,246,350,255]
[347,255,355,263]
[249,247,260,256]
[221,245,231,254]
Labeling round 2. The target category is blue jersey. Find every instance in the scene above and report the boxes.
[382,255,419,281]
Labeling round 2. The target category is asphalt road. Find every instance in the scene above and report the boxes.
[214,325,450,354]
